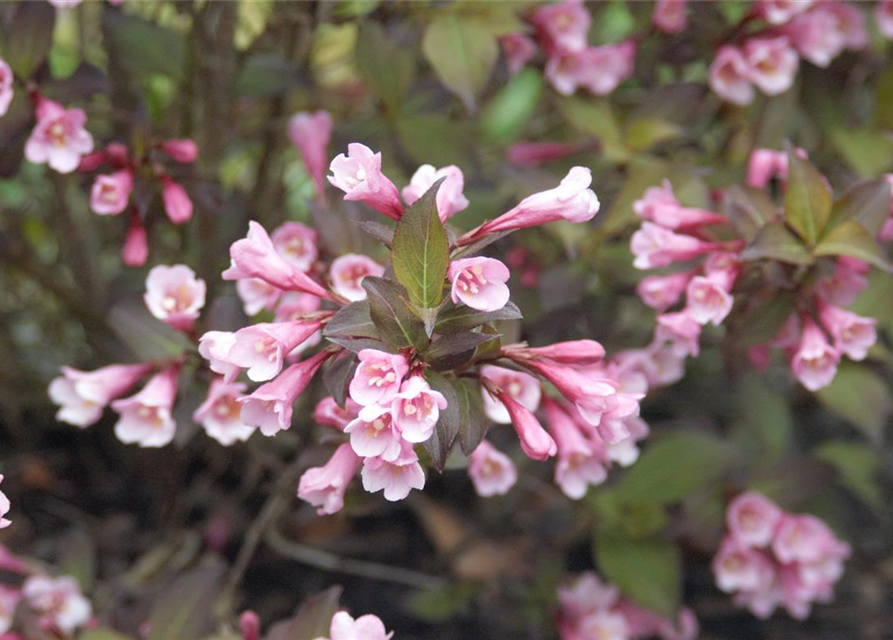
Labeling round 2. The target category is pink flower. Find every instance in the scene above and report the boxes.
[361,441,426,501]
[463,167,599,242]
[328,143,404,220]
[709,46,754,105]
[223,221,331,299]
[25,98,94,173]
[507,141,585,167]
[198,331,239,382]
[0,583,20,633]
[757,0,814,25]
[391,376,447,443]
[22,575,92,635]
[239,350,334,436]
[633,180,726,230]
[545,42,635,96]
[818,303,877,361]
[816,256,868,306]
[713,538,776,593]
[297,443,362,515]
[90,170,133,216]
[271,221,319,272]
[240,611,261,640]
[348,349,409,407]
[0,476,10,529]
[0,59,13,117]
[323,611,393,640]
[727,492,783,548]
[524,340,606,365]
[531,0,591,56]
[479,364,541,424]
[144,264,206,331]
[467,440,517,497]
[500,33,537,74]
[161,176,193,224]
[791,319,840,391]
[288,110,333,204]
[48,0,83,8]
[636,272,691,311]
[686,275,734,325]
[785,6,846,68]
[122,212,148,267]
[631,222,719,270]
[448,257,511,312]
[617,601,699,640]
[746,148,788,188]
[275,291,323,323]
[558,572,620,622]
[827,2,867,51]
[492,387,557,461]
[878,0,893,38]
[111,366,179,447]
[228,319,326,382]
[402,164,469,222]
[192,378,255,445]
[772,514,850,565]
[159,138,198,163]
[744,37,799,96]
[544,398,607,499]
[652,0,687,33]
[656,310,702,357]
[573,610,629,640]
[329,253,385,302]
[236,278,282,316]
[314,396,361,430]
[344,403,403,462]
[48,363,152,428]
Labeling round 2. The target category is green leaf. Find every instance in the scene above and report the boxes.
[727,294,796,347]
[323,300,380,339]
[827,178,893,237]
[108,303,194,362]
[434,301,522,334]
[479,67,544,145]
[1,2,55,79]
[423,370,461,471]
[422,15,498,113]
[234,54,302,97]
[595,531,681,618]
[722,185,777,243]
[814,441,883,511]
[102,10,186,80]
[147,564,225,640]
[624,119,683,153]
[816,363,891,443]
[557,96,627,163]
[80,632,136,640]
[267,587,343,640]
[455,378,489,455]
[830,128,893,179]
[784,151,832,244]
[356,22,415,112]
[424,331,500,371]
[734,374,793,461]
[362,277,428,352]
[814,220,890,271]
[356,220,396,248]
[391,179,450,310]
[739,221,814,266]
[614,432,736,505]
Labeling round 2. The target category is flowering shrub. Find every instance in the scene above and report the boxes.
[1,0,893,639]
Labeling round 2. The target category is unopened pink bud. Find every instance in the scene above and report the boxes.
[160,138,198,163]
[161,176,193,224]
[122,212,148,267]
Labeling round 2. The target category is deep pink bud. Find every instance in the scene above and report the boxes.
[239,611,261,640]
[160,138,198,163]
[77,149,108,173]
[122,212,148,267]
[524,340,606,365]
[507,141,585,167]
[652,0,687,34]
[161,176,193,224]
[491,386,556,461]
[500,33,537,74]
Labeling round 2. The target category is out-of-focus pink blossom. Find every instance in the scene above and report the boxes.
[653,0,687,34]
[825,2,867,50]
[25,98,94,173]
[329,253,386,302]
[631,222,719,270]
[448,257,510,312]
[161,176,193,224]
[391,376,447,443]
[90,170,133,216]
[727,492,783,548]
[122,211,148,267]
[757,0,815,25]
[785,6,846,68]
[0,59,14,117]
[878,0,893,38]
[713,539,776,594]
[816,256,869,306]
[0,476,10,530]
[545,42,635,96]
[328,143,404,220]
[656,310,702,357]
[228,319,327,382]
[289,110,333,204]
[544,398,607,499]
[344,403,403,462]
[198,331,239,382]
[507,141,585,167]
[111,366,180,448]
[271,221,319,272]
[791,318,840,391]
[48,363,152,428]
[297,442,362,515]
[349,349,409,407]
[709,46,754,105]
[402,164,469,222]
[239,610,261,640]
[636,272,691,311]
[818,303,876,361]
[144,264,206,331]
[531,0,591,55]
[747,148,788,188]
[744,37,799,96]
[479,364,541,424]
[159,138,198,163]
[22,575,92,636]
[361,441,426,502]
[48,0,83,8]
[320,610,394,640]
[193,378,255,445]
[0,583,20,633]
[275,291,322,323]
[314,396,361,430]
[686,275,734,326]
[468,440,517,497]
[237,278,282,316]
[500,33,537,74]
[633,180,727,230]
[616,600,699,640]
[772,514,851,565]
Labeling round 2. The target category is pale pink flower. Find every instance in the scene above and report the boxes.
[747,148,788,188]
[633,180,726,230]
[524,340,606,365]
[448,257,510,312]
[652,0,687,33]
[22,575,92,635]
[48,0,83,8]
[686,275,734,325]
[198,331,239,382]
[0,59,13,117]
[111,366,179,447]
[618,602,699,640]
[159,138,198,163]
[791,319,840,391]
[605,416,648,467]
[636,272,691,311]
[144,264,206,331]
[239,350,334,436]
[228,319,326,382]
[709,46,754,105]
[297,443,362,515]
[328,143,404,220]
[314,396,361,430]
[727,492,783,548]
[122,212,148,267]
[402,164,469,222]
[25,98,94,173]
[348,349,409,407]
[0,584,20,633]
[656,310,702,357]
[818,303,877,361]
[772,514,850,565]
[237,278,282,316]
[391,375,447,443]
[785,6,846,68]
[288,110,333,204]
[479,364,541,424]
[223,221,331,299]
[772,313,802,351]
[704,251,741,287]
[827,2,867,50]
[757,0,814,25]
[0,476,10,529]
[161,176,193,224]
[274,291,322,322]
[324,610,393,640]
[574,610,629,640]
[507,141,585,167]
[493,387,557,461]
[192,378,255,445]
[877,0,893,38]
[545,398,607,499]
[48,363,152,428]
[531,0,591,55]
[631,222,719,270]
[713,538,776,594]
[271,221,319,272]
[816,256,869,306]
[467,440,517,497]
[545,42,635,96]
[344,403,403,462]
[329,253,385,302]
[90,170,133,216]
[500,33,537,74]
[558,572,620,621]
[744,37,799,96]
[361,441,425,501]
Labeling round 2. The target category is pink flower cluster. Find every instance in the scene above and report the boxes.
[557,572,698,640]
[311,610,393,640]
[713,492,850,620]
[709,2,867,105]
[498,0,635,97]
